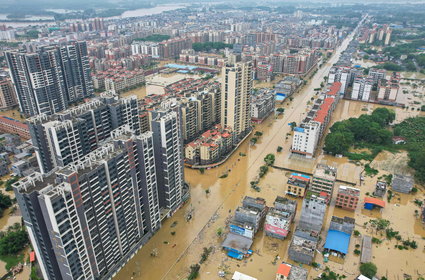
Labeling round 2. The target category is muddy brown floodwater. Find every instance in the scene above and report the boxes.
[115,29,425,280]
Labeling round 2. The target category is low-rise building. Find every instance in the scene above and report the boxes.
[251,88,275,123]
[392,174,414,193]
[274,76,302,100]
[222,196,267,260]
[361,235,372,263]
[264,197,297,240]
[276,262,308,280]
[373,181,387,197]
[335,185,360,211]
[291,82,340,158]
[256,62,273,82]
[324,216,355,258]
[185,125,233,166]
[94,67,145,92]
[291,122,321,158]
[230,196,268,238]
[309,164,337,199]
[288,228,319,265]
[298,194,327,233]
[232,271,258,280]
[0,158,9,176]
[0,79,18,110]
[286,173,310,197]
[0,116,30,139]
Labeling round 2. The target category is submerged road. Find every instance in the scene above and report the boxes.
[115,19,363,280]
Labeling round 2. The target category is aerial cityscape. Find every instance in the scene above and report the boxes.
[0,0,422,279]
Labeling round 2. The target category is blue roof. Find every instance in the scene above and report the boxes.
[227,251,243,260]
[291,173,310,179]
[294,127,305,133]
[165,63,197,70]
[324,230,350,255]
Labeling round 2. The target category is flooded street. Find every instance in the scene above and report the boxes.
[114,28,425,280]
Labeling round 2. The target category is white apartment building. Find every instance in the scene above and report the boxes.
[291,121,321,158]
[351,77,373,101]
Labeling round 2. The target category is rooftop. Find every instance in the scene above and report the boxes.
[364,197,386,208]
[338,185,360,196]
[222,232,253,254]
[324,230,351,255]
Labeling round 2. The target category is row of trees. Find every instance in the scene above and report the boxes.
[324,108,395,155]
[393,116,425,183]
[192,42,233,52]
[134,34,171,42]
[383,39,425,59]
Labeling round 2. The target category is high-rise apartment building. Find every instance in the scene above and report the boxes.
[180,89,221,143]
[221,61,253,143]
[351,77,373,101]
[368,68,386,85]
[6,41,93,117]
[377,72,400,102]
[28,92,139,174]
[14,131,160,280]
[151,109,185,214]
[0,78,18,110]
[327,66,351,94]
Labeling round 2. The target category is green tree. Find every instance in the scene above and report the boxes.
[264,154,275,166]
[371,108,395,126]
[324,131,354,154]
[0,228,29,255]
[188,264,200,280]
[254,131,263,137]
[0,192,12,217]
[360,262,377,278]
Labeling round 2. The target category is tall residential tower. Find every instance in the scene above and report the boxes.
[28,92,139,174]
[6,41,93,117]
[14,132,160,280]
[220,61,253,143]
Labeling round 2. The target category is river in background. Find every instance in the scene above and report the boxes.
[0,4,186,28]
[106,4,186,20]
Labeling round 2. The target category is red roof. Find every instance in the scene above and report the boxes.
[314,98,335,123]
[327,82,341,96]
[364,197,386,208]
[277,263,291,277]
[0,115,29,130]
[30,251,36,262]
[291,175,310,182]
